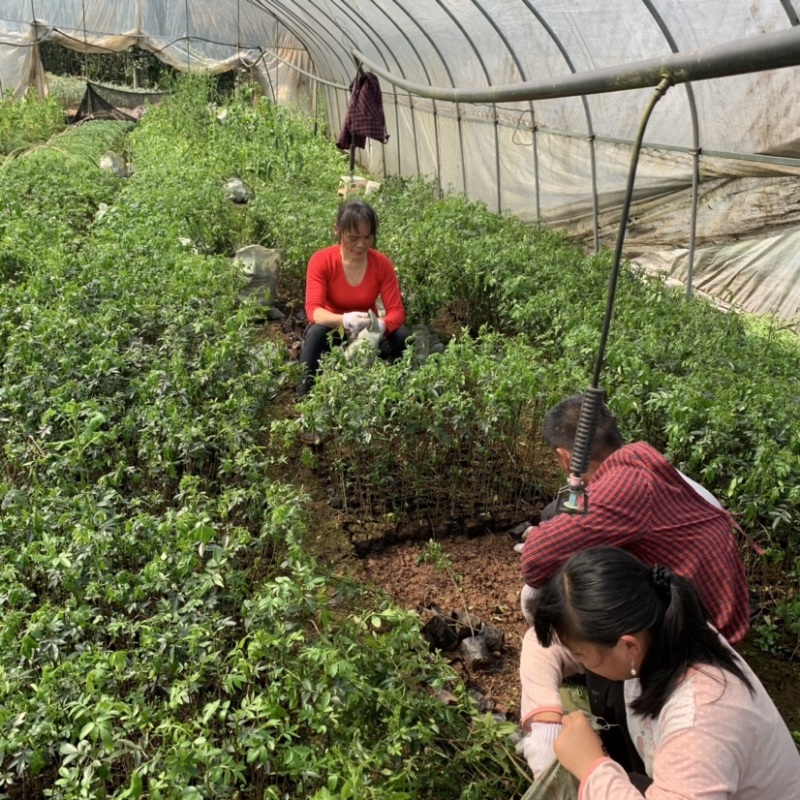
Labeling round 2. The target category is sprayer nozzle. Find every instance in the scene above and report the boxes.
[553,482,589,516]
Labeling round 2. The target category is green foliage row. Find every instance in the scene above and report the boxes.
[0,78,529,799]
[0,478,521,799]
[0,119,129,284]
[125,77,344,290]
[287,332,549,523]
[0,93,66,156]
[365,179,800,554]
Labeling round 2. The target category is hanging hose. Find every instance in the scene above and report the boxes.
[559,75,673,513]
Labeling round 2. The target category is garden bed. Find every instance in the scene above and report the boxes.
[348,529,800,733]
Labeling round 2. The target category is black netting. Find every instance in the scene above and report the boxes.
[72,82,168,123]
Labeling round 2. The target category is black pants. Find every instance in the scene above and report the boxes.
[297,323,411,397]
[586,672,650,785]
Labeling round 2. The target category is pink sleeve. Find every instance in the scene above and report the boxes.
[520,627,584,729]
[520,466,650,587]
[375,255,406,333]
[580,758,646,800]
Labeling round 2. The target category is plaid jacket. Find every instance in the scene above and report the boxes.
[520,441,750,645]
[337,71,389,150]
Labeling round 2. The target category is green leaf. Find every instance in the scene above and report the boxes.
[79,721,95,740]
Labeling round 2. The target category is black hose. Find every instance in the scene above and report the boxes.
[591,75,672,390]
[568,76,673,493]
[568,386,606,479]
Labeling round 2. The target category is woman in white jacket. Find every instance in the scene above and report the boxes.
[531,545,800,799]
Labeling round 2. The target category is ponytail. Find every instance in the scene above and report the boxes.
[533,547,753,718]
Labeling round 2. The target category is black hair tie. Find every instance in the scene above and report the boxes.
[652,564,672,596]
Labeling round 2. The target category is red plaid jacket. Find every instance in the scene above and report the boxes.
[337,71,389,150]
[520,441,750,645]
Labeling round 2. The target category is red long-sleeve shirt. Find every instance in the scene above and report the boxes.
[520,441,750,645]
[304,245,406,334]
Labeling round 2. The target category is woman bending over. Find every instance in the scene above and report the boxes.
[533,545,800,799]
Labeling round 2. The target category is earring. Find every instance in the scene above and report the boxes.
[630,662,637,677]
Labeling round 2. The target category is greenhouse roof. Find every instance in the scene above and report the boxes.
[2,1,800,319]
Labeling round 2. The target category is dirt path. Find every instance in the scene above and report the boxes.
[356,532,528,719]
[346,531,800,735]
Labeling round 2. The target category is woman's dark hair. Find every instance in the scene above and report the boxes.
[533,546,753,718]
[335,199,378,239]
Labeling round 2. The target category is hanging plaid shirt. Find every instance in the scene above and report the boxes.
[337,71,389,150]
[520,441,750,645]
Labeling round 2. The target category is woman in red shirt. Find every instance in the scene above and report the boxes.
[297,199,409,397]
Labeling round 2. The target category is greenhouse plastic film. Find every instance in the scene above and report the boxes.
[3,0,800,317]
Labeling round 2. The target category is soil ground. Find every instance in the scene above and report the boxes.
[302,422,800,738]
[356,532,529,720]
[264,308,800,739]
[351,532,800,734]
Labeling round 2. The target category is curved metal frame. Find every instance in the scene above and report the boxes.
[266,0,396,159]
[429,0,492,204]
[259,0,425,182]
[352,26,800,103]
[639,0,701,296]
[295,0,397,180]
[379,0,461,195]
[363,0,446,180]
[11,0,800,295]
[250,1,355,134]
[465,0,538,214]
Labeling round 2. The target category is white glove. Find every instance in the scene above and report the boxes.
[522,721,562,779]
[520,583,541,626]
[378,318,386,336]
[343,311,370,333]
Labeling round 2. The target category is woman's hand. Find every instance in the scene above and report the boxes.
[342,311,371,333]
[554,711,606,781]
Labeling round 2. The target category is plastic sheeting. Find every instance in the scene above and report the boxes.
[635,230,800,321]
[0,0,312,112]
[2,0,800,319]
